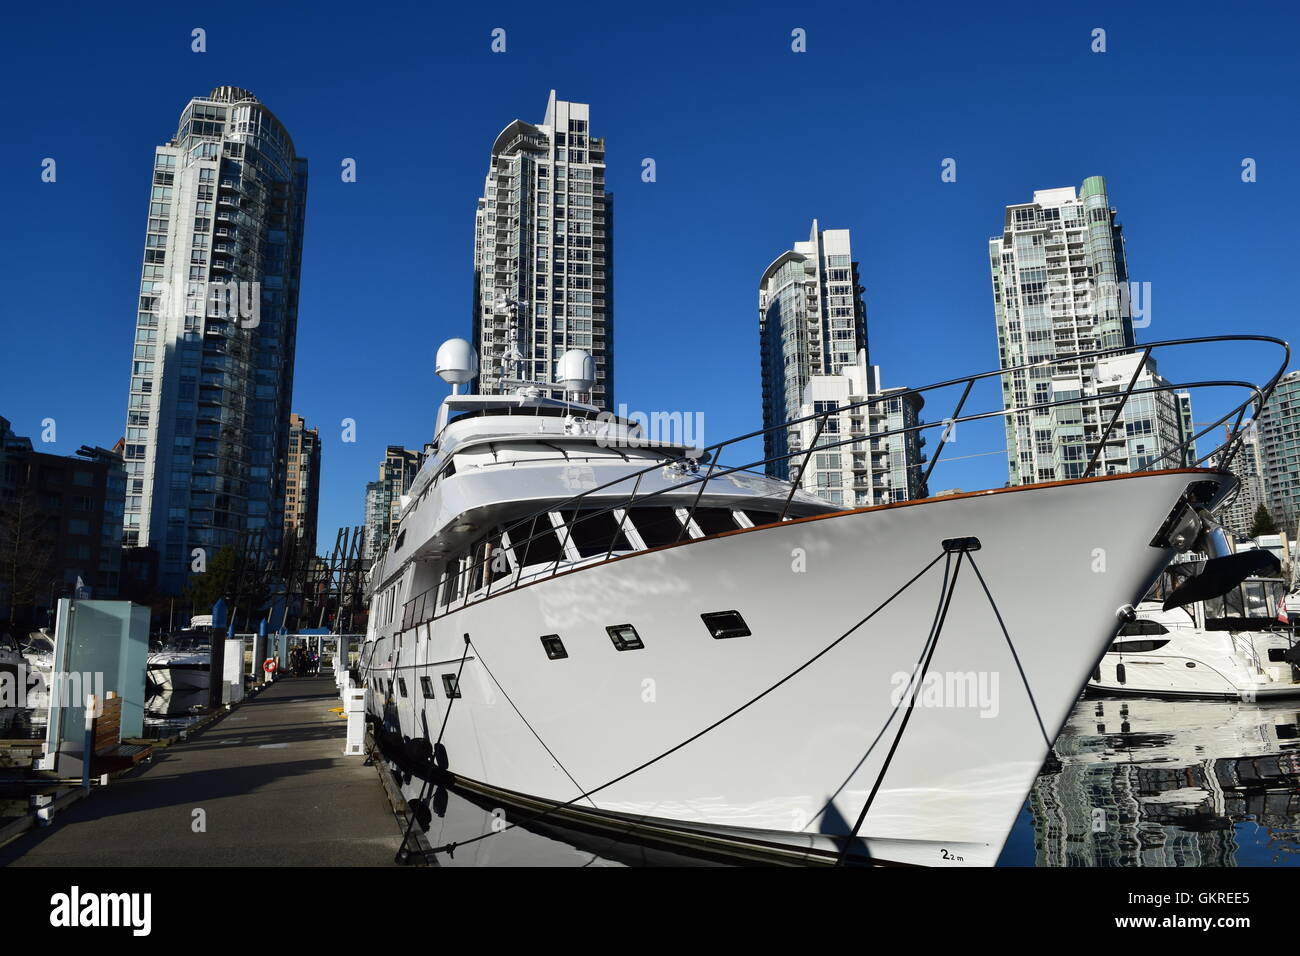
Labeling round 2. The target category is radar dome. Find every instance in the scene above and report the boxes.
[436,338,479,385]
[556,349,596,393]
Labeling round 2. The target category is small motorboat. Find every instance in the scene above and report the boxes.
[1089,569,1300,699]
[147,631,213,693]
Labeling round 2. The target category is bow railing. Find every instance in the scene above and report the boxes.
[399,334,1290,629]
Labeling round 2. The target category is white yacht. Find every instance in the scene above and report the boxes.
[360,335,1286,866]
[1089,596,1299,700]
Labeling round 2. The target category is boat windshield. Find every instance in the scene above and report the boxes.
[22,634,54,654]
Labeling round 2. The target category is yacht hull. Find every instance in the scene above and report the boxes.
[365,469,1230,866]
[147,664,210,693]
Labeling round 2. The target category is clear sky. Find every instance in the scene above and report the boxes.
[2,1,1296,548]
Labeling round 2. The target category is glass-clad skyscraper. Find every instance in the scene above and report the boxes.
[989,177,1187,484]
[120,86,308,594]
[1258,370,1300,529]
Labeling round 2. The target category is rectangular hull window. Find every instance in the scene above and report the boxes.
[540,634,568,659]
[606,624,644,651]
[701,610,751,639]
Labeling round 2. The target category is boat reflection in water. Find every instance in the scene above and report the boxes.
[1009,695,1300,866]
[142,687,210,738]
[388,763,721,867]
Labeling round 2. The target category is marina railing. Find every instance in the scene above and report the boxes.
[399,334,1290,629]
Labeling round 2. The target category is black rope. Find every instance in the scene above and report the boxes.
[427,551,949,857]
[395,634,471,864]
[805,575,953,828]
[434,635,472,748]
[965,552,1053,749]
[836,549,966,866]
[466,637,594,807]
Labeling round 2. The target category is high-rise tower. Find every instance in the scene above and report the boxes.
[758,221,868,479]
[988,177,1186,484]
[285,413,321,559]
[120,86,308,593]
[471,92,613,408]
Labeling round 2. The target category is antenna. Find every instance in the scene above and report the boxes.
[493,291,522,387]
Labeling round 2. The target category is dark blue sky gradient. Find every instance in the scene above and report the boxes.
[2,2,1296,546]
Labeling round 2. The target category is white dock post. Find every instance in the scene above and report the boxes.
[344,685,366,756]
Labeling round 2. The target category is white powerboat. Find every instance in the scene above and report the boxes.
[1089,595,1300,700]
[360,334,1287,866]
[1097,608,1300,699]
[147,633,212,693]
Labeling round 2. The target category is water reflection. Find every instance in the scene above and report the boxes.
[388,693,1300,867]
[388,766,723,867]
[1004,695,1300,866]
[141,687,211,738]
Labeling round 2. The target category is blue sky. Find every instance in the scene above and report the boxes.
[1,1,1296,547]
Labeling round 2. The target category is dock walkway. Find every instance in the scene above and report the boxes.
[0,673,402,866]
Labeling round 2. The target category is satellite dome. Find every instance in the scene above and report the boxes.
[555,349,596,393]
[436,338,479,385]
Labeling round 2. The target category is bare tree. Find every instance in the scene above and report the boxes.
[0,487,56,625]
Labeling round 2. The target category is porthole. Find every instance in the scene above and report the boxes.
[540,634,568,659]
[701,610,751,639]
[420,676,435,699]
[397,678,408,697]
[442,674,462,698]
[606,624,644,651]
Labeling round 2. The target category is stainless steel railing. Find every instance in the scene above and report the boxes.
[399,335,1290,628]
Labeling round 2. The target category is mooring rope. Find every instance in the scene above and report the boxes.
[965,552,1053,749]
[836,548,966,865]
[394,635,471,864]
[467,637,594,808]
[423,551,949,859]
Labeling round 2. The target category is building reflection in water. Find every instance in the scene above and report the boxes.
[1026,696,1300,866]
